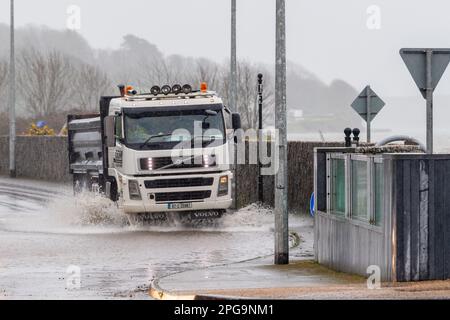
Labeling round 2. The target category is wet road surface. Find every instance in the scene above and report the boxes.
[0,177,312,299]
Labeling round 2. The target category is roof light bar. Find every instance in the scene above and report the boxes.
[150,86,161,95]
[161,85,171,95]
[172,84,182,95]
[182,84,192,94]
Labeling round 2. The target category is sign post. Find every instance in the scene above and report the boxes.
[257,73,264,204]
[400,48,450,154]
[351,85,385,143]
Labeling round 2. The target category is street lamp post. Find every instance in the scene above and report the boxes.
[274,0,289,265]
[9,0,16,178]
[230,0,237,111]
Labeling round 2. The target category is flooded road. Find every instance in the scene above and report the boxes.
[0,177,312,299]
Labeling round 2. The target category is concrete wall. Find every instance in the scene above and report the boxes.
[0,136,341,213]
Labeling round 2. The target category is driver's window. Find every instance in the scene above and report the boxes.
[224,109,232,130]
[115,116,123,140]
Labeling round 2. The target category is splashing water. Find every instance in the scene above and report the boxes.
[47,191,129,228]
[1,181,309,235]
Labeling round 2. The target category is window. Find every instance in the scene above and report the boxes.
[351,160,368,221]
[331,158,345,215]
[224,108,232,130]
[326,153,384,227]
[374,162,384,226]
[115,115,122,139]
[123,106,226,150]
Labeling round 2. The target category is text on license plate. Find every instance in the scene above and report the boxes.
[167,202,193,209]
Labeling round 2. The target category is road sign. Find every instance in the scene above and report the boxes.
[400,48,450,153]
[400,48,450,99]
[351,85,385,143]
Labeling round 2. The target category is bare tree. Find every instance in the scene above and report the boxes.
[220,61,274,129]
[17,49,76,117]
[73,64,112,111]
[192,58,220,90]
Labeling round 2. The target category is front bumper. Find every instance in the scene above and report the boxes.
[120,171,233,214]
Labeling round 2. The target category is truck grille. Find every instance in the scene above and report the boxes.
[144,178,214,189]
[140,157,203,170]
[155,191,211,202]
[140,156,215,170]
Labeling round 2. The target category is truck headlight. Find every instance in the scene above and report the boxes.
[140,158,153,170]
[218,175,228,196]
[128,180,142,200]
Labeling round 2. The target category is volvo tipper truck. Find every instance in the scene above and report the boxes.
[68,83,241,222]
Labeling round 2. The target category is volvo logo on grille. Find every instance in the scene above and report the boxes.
[190,211,223,219]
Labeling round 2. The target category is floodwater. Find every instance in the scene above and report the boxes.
[0,177,312,299]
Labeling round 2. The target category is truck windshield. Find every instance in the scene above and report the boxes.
[124,107,226,150]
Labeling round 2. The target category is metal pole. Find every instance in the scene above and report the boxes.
[366,85,371,144]
[426,50,433,154]
[230,0,237,112]
[257,73,264,203]
[9,0,16,178]
[275,0,288,265]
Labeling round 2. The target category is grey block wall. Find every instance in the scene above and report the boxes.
[236,141,342,212]
[0,136,71,182]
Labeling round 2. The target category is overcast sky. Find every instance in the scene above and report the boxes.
[1,0,450,98]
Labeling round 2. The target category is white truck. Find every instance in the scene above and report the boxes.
[68,83,241,223]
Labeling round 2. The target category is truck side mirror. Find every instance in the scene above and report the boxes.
[104,116,115,148]
[232,113,241,130]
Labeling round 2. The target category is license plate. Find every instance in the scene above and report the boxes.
[167,202,193,210]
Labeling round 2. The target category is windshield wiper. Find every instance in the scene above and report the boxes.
[139,133,172,149]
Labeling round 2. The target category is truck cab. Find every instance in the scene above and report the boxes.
[68,83,241,219]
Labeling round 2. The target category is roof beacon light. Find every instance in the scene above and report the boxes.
[126,85,137,95]
[172,84,182,95]
[182,84,192,94]
[200,82,208,93]
[161,85,171,95]
[150,85,161,95]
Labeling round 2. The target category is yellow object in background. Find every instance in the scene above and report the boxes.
[24,123,56,136]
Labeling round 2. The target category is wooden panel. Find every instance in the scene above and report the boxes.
[316,152,327,212]
[434,160,445,279]
[410,160,420,281]
[383,159,394,282]
[428,160,436,279]
[418,160,429,280]
[444,161,450,279]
